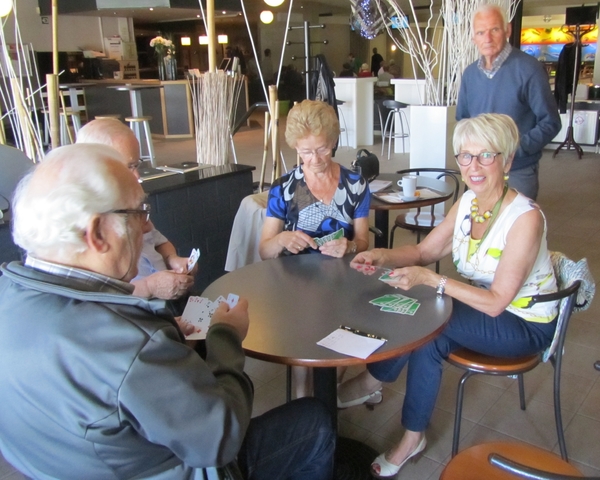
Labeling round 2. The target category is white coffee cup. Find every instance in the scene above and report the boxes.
[398,175,417,198]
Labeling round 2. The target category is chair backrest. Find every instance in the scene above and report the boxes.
[532,251,594,363]
[0,144,34,213]
[489,453,595,479]
[396,168,465,208]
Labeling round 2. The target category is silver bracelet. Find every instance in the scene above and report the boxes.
[436,276,448,296]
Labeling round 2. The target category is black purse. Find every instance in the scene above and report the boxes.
[352,149,379,182]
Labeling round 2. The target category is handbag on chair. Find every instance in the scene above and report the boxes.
[352,149,379,183]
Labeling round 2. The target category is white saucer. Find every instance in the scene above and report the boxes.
[402,196,418,201]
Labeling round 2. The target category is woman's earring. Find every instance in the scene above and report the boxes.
[503,172,509,181]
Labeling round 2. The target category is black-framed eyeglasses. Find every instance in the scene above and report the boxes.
[107,203,151,223]
[455,152,501,167]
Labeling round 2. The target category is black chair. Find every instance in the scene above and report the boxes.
[447,265,583,460]
[389,168,463,273]
[0,144,34,214]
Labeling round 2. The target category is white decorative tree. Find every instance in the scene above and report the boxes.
[352,0,519,105]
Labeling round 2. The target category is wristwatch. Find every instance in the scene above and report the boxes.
[436,276,448,296]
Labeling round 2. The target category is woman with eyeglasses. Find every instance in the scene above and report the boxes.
[259,99,370,261]
[338,113,559,479]
[259,99,371,398]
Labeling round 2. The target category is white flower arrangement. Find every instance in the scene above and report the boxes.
[150,36,175,57]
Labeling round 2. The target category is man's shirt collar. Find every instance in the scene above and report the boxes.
[477,42,512,79]
[24,256,135,295]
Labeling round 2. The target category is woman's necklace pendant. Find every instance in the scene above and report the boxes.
[470,198,493,224]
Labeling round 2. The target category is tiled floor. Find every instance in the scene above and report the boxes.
[2,117,600,479]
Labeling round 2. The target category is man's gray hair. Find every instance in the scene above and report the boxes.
[12,144,137,260]
[453,113,520,166]
[472,3,509,34]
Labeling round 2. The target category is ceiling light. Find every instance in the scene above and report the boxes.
[260,10,274,24]
[199,35,209,45]
[264,0,284,6]
[149,7,153,11]
[218,35,228,44]
[181,37,191,46]
[222,10,227,14]
[0,0,12,17]
[197,14,201,18]
[391,44,397,51]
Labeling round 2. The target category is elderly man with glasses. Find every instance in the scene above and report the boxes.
[76,118,195,302]
[0,144,335,480]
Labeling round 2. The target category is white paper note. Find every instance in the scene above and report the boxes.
[317,328,386,359]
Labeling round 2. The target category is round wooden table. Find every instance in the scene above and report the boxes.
[203,254,452,479]
[370,173,454,248]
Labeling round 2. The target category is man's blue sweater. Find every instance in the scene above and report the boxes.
[456,48,561,171]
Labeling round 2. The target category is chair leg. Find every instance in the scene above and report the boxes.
[389,224,398,248]
[452,370,475,457]
[286,365,292,403]
[382,110,394,159]
[551,356,568,461]
[141,121,156,167]
[435,261,440,274]
[387,111,396,161]
[518,374,526,410]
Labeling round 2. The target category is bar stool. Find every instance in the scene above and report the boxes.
[95,114,122,120]
[125,116,155,165]
[336,99,350,147]
[381,100,409,159]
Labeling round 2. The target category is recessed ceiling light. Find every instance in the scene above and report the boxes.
[264,0,284,6]
[260,10,274,23]
[149,7,153,11]
[222,10,226,14]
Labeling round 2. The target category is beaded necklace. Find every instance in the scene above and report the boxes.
[470,185,508,224]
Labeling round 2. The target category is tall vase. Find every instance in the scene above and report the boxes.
[157,54,166,81]
[164,56,177,81]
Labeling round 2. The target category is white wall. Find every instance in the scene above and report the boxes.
[5,0,127,52]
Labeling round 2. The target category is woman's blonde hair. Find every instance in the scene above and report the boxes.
[453,113,520,166]
[285,100,340,148]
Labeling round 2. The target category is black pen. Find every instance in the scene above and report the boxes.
[339,325,387,342]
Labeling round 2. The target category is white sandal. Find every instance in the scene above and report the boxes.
[337,389,382,409]
[370,436,427,478]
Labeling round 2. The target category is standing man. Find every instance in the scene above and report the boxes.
[371,48,384,77]
[348,53,361,75]
[456,3,561,200]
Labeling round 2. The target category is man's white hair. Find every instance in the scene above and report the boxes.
[12,143,140,260]
[472,3,509,35]
[76,118,136,152]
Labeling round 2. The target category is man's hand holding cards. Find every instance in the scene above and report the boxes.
[181,293,241,340]
[187,248,200,274]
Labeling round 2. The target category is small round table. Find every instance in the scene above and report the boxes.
[203,254,452,479]
[370,173,454,248]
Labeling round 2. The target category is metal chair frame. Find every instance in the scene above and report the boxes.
[447,280,582,461]
[390,168,462,273]
[379,100,409,159]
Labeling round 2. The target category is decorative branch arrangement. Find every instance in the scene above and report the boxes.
[0,3,45,161]
[188,71,244,166]
[353,0,517,106]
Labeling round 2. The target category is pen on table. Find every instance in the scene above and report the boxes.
[339,325,387,342]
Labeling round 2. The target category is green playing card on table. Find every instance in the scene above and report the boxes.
[370,293,420,315]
